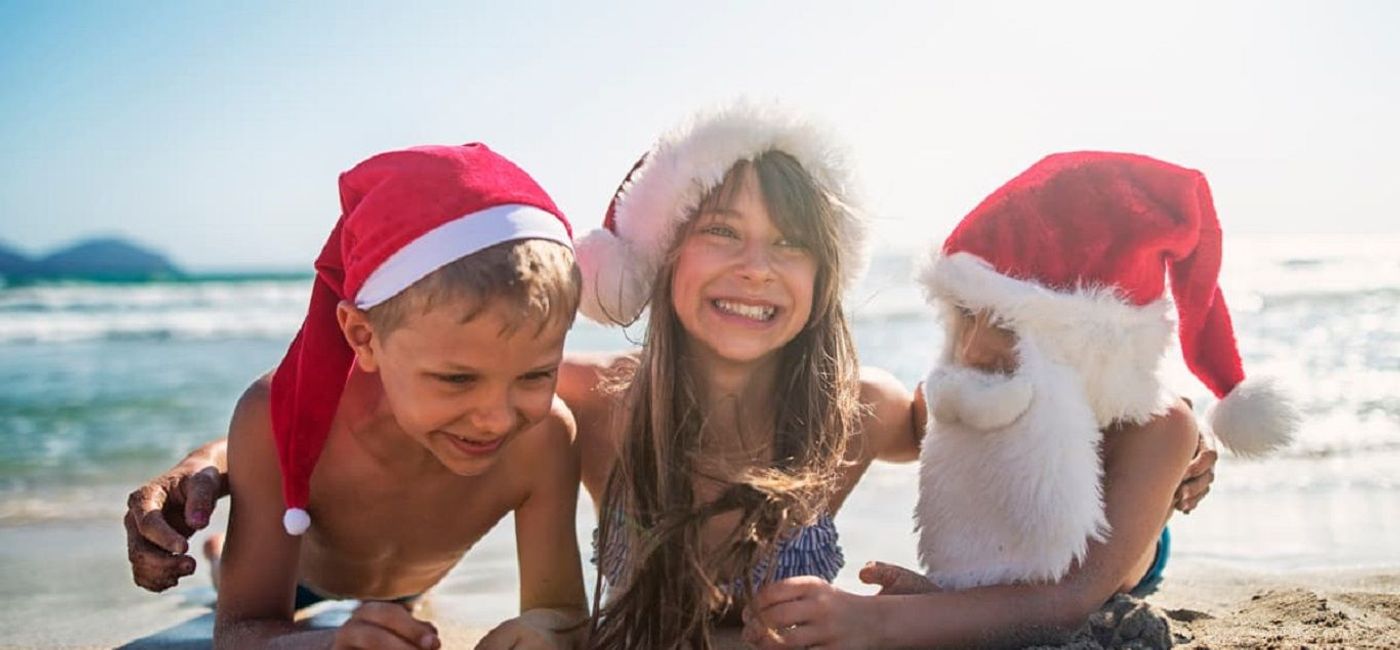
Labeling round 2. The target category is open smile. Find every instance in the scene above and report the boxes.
[711,298,779,323]
[437,430,505,457]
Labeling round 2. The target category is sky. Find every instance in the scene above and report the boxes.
[0,1,1396,270]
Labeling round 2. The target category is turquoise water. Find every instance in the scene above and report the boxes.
[2,236,1398,643]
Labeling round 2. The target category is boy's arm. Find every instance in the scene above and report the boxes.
[212,379,325,649]
[480,399,588,650]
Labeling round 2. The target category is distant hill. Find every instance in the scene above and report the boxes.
[0,241,33,276]
[0,237,182,281]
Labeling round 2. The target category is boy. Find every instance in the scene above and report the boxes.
[207,144,586,649]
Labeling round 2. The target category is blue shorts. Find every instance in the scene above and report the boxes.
[1131,527,1171,593]
[294,584,420,610]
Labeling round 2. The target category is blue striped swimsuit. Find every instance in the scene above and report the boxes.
[591,509,845,596]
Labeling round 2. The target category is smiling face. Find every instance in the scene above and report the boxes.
[669,165,818,368]
[349,297,568,476]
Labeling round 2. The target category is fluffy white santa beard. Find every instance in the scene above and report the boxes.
[915,336,1110,590]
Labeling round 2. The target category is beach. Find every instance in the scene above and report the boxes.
[2,235,1398,647]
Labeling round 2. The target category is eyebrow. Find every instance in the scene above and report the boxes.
[431,359,561,374]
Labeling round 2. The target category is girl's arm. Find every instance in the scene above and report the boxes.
[746,402,1199,649]
[558,351,633,508]
[856,367,926,464]
[480,398,589,650]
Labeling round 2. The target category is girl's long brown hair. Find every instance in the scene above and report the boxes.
[588,151,862,649]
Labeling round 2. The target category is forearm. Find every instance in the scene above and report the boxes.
[214,618,334,650]
[870,585,1093,649]
[523,606,590,649]
[180,437,230,473]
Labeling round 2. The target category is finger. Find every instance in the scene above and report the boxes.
[181,467,224,530]
[773,622,827,649]
[1183,448,1218,478]
[858,561,932,595]
[753,576,823,611]
[128,486,189,554]
[350,602,439,650]
[473,625,518,650]
[337,619,427,650]
[1182,484,1212,513]
[125,512,196,591]
[757,599,817,629]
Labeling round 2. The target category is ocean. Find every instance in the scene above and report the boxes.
[1,234,1397,645]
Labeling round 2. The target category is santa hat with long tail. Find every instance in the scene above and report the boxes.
[920,151,1298,456]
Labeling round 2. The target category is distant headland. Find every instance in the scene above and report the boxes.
[0,237,183,282]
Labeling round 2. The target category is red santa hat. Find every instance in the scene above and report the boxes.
[270,144,572,535]
[919,151,1297,456]
[575,101,869,324]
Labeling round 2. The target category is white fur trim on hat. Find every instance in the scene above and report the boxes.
[355,204,572,309]
[920,251,1176,427]
[576,226,652,324]
[579,101,868,325]
[1208,377,1299,457]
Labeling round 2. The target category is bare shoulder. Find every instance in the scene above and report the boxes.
[559,351,636,405]
[229,372,275,445]
[858,366,909,411]
[1111,398,1198,439]
[513,397,579,453]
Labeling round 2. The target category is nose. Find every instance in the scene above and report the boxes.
[468,387,517,437]
[958,321,1013,373]
[736,240,775,284]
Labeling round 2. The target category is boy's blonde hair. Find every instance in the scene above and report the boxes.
[366,239,581,335]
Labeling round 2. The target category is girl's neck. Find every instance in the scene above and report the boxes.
[686,347,782,451]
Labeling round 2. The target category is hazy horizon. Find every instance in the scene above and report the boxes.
[3,1,1397,270]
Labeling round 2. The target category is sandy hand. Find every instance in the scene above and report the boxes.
[858,561,939,595]
[125,460,226,591]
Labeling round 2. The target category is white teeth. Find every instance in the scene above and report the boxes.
[714,300,776,321]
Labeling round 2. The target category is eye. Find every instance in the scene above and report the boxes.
[519,369,557,384]
[433,373,477,385]
[700,224,739,239]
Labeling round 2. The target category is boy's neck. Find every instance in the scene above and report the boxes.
[338,368,453,478]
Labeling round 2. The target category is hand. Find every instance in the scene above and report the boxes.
[125,459,226,591]
[477,609,582,650]
[741,577,880,650]
[333,601,440,650]
[1173,432,1218,514]
[858,561,938,595]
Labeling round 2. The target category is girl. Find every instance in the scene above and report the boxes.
[561,103,922,649]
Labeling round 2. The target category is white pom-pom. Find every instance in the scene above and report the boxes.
[1208,377,1300,457]
[283,508,311,536]
[574,228,649,326]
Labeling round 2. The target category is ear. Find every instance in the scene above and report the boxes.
[336,300,380,373]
